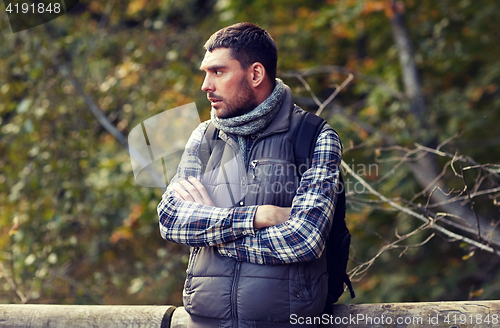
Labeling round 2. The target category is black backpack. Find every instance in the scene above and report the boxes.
[199,111,355,312]
[292,112,355,313]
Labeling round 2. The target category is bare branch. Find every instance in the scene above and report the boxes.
[282,70,353,117]
[281,66,405,100]
[350,222,433,280]
[375,146,423,183]
[342,160,500,257]
[414,143,500,179]
[409,158,453,203]
[293,74,322,107]
[0,262,27,303]
[461,166,482,240]
[316,73,353,116]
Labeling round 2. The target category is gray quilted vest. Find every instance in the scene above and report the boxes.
[183,101,329,328]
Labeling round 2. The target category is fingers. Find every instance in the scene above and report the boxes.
[172,180,195,202]
[187,176,215,206]
[172,177,214,206]
[174,178,201,203]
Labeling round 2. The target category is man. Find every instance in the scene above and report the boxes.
[158,22,343,328]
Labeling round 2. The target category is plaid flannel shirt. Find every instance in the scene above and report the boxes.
[157,120,342,265]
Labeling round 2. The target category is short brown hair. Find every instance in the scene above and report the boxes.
[204,22,278,82]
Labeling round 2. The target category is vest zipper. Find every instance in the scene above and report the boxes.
[186,247,200,286]
[250,159,294,180]
[231,261,242,326]
[250,160,258,179]
[185,247,200,309]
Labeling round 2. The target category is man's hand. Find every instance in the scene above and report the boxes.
[172,176,215,206]
[254,205,291,229]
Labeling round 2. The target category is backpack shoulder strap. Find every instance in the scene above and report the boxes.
[292,110,326,177]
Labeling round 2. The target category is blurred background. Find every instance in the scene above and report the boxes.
[1,0,499,306]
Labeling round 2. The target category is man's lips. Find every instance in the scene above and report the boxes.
[208,97,222,106]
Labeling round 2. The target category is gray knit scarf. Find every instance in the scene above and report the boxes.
[211,79,287,165]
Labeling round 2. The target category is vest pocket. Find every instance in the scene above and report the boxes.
[289,260,329,318]
[246,159,299,206]
[295,261,312,301]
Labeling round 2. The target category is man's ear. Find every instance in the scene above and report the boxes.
[249,62,266,88]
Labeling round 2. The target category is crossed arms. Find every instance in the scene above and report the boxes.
[173,176,290,229]
[157,122,343,265]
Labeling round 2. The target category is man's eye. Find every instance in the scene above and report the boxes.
[215,71,222,75]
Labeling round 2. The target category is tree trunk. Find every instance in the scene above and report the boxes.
[388,1,500,247]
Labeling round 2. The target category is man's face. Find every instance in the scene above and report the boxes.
[200,48,258,119]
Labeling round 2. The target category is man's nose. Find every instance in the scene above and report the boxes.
[201,75,213,93]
